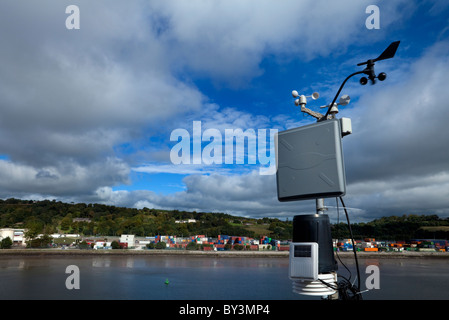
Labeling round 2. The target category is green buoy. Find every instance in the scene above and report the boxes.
[165,278,169,285]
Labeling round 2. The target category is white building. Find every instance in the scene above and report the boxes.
[0,228,27,246]
[175,219,197,224]
[120,234,135,246]
[94,240,112,249]
[0,228,14,241]
[50,233,80,239]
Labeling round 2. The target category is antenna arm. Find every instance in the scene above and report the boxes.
[300,105,325,120]
[318,70,365,122]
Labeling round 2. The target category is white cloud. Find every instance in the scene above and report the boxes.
[147,0,389,85]
[0,157,129,197]
[1,0,447,223]
[0,1,205,197]
[91,170,309,218]
[132,163,234,176]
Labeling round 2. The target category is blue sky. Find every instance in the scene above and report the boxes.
[1,1,449,222]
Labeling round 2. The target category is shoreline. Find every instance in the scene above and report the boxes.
[1,249,449,259]
[0,248,289,258]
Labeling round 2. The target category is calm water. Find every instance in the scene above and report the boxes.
[0,254,448,300]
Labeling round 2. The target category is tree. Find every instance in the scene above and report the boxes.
[1,237,12,249]
[28,234,53,248]
[78,240,90,249]
[146,242,155,249]
[24,224,41,242]
[111,240,121,249]
[60,215,72,231]
[186,242,199,250]
[155,241,167,249]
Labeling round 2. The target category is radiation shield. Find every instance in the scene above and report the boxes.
[275,119,346,201]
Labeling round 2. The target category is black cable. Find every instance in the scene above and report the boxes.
[339,196,363,300]
[318,70,365,121]
[334,198,353,281]
[313,198,362,300]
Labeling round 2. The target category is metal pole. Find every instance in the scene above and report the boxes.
[316,198,326,214]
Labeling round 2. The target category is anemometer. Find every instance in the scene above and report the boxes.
[276,41,400,300]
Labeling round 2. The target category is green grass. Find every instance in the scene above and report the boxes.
[243,224,273,239]
[420,226,449,232]
[52,237,79,245]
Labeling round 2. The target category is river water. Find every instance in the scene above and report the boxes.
[0,254,448,300]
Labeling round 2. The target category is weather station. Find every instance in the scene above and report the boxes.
[276,41,400,300]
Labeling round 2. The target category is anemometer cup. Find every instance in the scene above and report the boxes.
[360,71,387,85]
[377,72,387,81]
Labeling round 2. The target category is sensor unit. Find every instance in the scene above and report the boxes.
[289,242,319,280]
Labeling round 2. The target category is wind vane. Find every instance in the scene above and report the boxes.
[291,41,400,121]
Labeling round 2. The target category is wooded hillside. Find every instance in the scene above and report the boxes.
[1,198,448,241]
[0,198,292,240]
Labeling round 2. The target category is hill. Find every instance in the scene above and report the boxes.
[332,214,449,241]
[0,198,292,240]
[1,198,449,241]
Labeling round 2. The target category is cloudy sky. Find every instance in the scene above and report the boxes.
[0,1,448,222]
